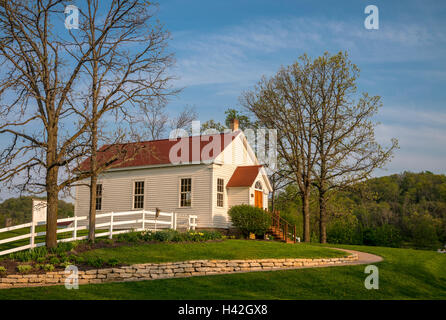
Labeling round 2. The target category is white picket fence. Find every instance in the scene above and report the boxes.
[0,210,198,257]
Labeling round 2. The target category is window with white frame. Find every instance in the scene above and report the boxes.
[95,184,102,211]
[217,178,224,207]
[133,181,145,209]
[180,178,192,207]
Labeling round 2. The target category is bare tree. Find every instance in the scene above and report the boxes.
[141,103,169,140]
[139,104,196,140]
[0,0,176,247]
[242,52,398,243]
[170,106,198,133]
[310,52,398,243]
[72,0,176,242]
[241,56,320,242]
[0,0,105,248]
[268,158,293,212]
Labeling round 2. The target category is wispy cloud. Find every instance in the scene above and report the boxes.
[375,107,446,174]
[168,14,446,175]
[170,16,446,88]
[378,107,446,128]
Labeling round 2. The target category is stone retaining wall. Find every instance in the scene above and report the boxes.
[0,254,358,289]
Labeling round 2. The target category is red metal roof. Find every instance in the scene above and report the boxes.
[226,165,263,188]
[79,131,240,171]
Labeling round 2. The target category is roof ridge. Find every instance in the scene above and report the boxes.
[100,130,240,148]
[81,130,242,171]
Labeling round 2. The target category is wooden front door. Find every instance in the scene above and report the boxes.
[254,190,263,208]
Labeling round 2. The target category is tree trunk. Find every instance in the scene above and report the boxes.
[88,49,99,243]
[45,167,59,249]
[45,131,59,249]
[301,191,311,242]
[319,189,327,243]
[88,174,97,242]
[88,124,98,243]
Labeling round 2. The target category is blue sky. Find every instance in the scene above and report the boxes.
[0,0,445,202]
[158,0,446,175]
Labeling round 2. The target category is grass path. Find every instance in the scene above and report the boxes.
[0,243,445,299]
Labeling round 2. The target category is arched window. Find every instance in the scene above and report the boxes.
[254,181,262,190]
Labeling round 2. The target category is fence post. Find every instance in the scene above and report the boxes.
[142,210,145,230]
[170,212,174,230]
[30,218,36,249]
[174,212,177,230]
[73,216,78,241]
[109,211,114,239]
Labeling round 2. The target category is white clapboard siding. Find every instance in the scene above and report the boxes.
[211,132,261,228]
[74,131,272,230]
[75,164,213,229]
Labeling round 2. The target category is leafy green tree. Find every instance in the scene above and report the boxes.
[276,171,446,249]
[327,212,361,245]
[224,108,253,130]
[201,119,226,132]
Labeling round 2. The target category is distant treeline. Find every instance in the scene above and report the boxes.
[0,196,74,228]
[275,171,446,250]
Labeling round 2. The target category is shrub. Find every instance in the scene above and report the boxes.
[36,256,46,263]
[228,205,271,237]
[29,247,48,261]
[86,257,104,268]
[0,266,6,275]
[50,242,74,256]
[107,258,119,267]
[97,238,114,245]
[71,255,84,264]
[184,230,223,241]
[71,240,82,249]
[49,257,60,265]
[43,264,55,272]
[363,225,403,247]
[115,231,140,243]
[200,230,223,241]
[59,261,71,268]
[152,229,176,242]
[58,252,67,260]
[34,264,43,270]
[327,213,362,245]
[113,229,222,244]
[402,213,442,249]
[17,264,32,273]
[10,251,32,262]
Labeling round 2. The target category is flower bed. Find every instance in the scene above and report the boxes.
[0,230,223,277]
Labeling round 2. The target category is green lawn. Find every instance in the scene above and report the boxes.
[0,243,445,300]
[77,240,347,264]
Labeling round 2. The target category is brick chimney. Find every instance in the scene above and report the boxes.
[230,118,239,131]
